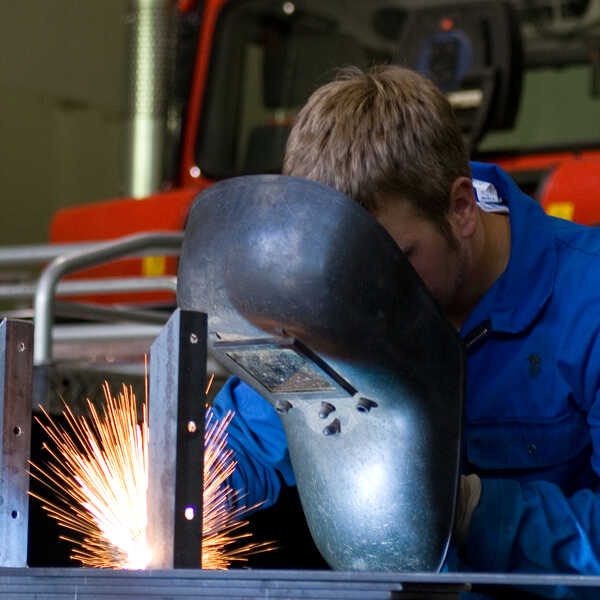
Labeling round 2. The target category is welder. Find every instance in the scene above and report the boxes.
[210,64,600,583]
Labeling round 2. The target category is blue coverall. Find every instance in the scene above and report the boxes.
[211,161,600,588]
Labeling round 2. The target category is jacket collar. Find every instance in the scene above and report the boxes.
[460,162,557,337]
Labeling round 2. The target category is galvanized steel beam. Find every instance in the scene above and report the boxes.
[3,568,600,598]
[147,309,206,568]
[0,318,33,567]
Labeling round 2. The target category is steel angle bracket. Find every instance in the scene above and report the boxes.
[147,309,207,568]
[0,318,33,567]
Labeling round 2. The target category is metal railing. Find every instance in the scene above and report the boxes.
[0,276,176,300]
[0,240,181,267]
[31,231,183,365]
[0,231,227,379]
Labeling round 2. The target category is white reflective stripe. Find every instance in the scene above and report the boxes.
[473,178,509,214]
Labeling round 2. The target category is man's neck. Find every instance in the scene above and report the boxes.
[447,210,511,330]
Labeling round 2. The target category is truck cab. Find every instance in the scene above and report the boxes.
[48,0,600,305]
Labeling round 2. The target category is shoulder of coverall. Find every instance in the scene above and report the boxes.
[463,161,573,337]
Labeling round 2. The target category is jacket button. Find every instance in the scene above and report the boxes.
[527,443,537,456]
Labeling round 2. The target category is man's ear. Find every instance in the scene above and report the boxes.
[448,177,477,238]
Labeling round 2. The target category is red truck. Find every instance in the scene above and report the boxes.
[49,0,600,307]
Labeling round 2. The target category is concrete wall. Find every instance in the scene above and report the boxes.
[480,65,600,152]
[0,1,126,245]
[1,2,600,247]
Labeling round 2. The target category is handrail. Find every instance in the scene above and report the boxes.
[52,322,164,342]
[53,301,172,325]
[0,276,177,300]
[34,231,183,365]
[49,323,227,377]
[0,241,181,266]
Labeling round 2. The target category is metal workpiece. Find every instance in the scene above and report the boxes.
[3,568,600,599]
[0,319,33,567]
[33,231,183,366]
[148,309,206,568]
[177,175,465,572]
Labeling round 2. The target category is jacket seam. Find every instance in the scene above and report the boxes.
[555,235,600,259]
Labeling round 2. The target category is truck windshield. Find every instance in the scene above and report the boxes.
[196,0,600,179]
[478,64,600,155]
[195,0,396,179]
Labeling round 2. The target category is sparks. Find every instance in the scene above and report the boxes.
[201,409,273,569]
[29,382,149,569]
[30,379,274,570]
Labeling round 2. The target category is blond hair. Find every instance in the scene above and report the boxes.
[283,65,470,244]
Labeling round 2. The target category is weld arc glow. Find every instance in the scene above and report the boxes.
[30,377,274,569]
[201,410,274,569]
[29,382,149,569]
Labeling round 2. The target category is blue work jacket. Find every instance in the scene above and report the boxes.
[212,161,600,584]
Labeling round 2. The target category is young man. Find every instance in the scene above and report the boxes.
[212,65,600,576]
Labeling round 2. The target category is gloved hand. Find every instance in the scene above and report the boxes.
[453,473,482,548]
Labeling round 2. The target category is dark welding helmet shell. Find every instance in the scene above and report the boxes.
[177,175,464,572]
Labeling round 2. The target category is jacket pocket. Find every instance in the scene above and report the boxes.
[466,410,590,471]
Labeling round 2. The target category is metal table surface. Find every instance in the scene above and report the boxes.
[2,568,600,599]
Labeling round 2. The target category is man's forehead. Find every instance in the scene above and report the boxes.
[373,194,426,227]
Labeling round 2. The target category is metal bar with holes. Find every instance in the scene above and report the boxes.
[0,318,33,567]
[147,309,206,568]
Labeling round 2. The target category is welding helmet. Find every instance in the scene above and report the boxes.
[177,175,464,571]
